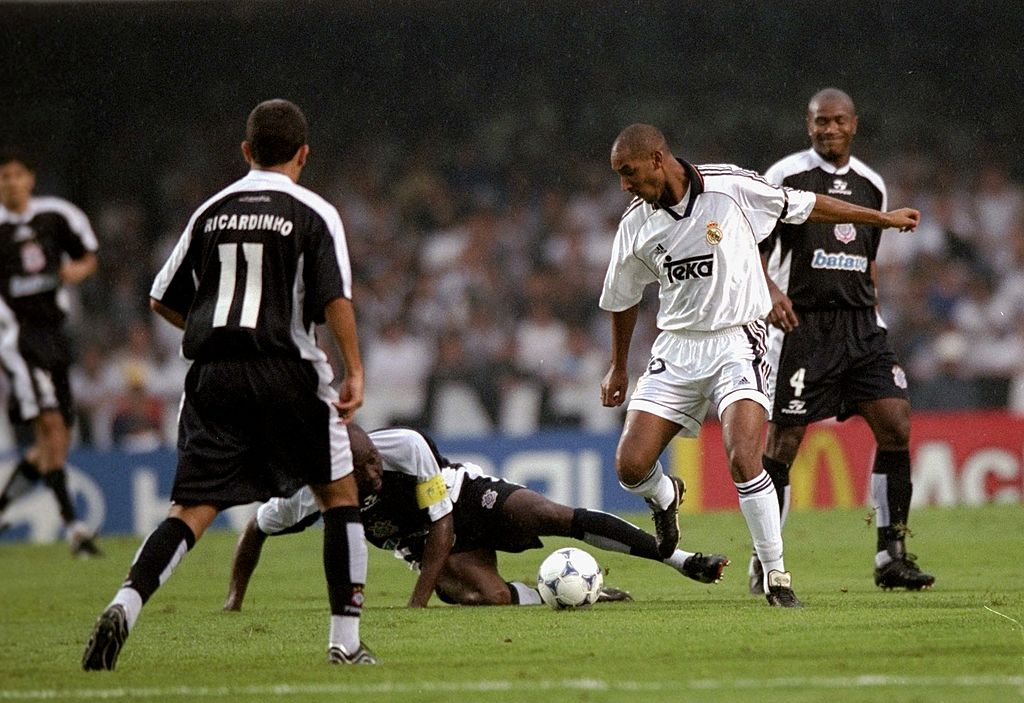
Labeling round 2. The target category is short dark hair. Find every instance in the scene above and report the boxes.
[0,149,35,172]
[245,99,307,167]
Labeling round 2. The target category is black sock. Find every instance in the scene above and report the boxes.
[570,507,661,561]
[0,458,40,512]
[873,450,912,553]
[42,469,76,523]
[762,455,790,515]
[123,517,196,604]
[322,506,366,617]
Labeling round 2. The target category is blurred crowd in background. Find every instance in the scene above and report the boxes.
[53,131,1024,449]
[4,3,1022,449]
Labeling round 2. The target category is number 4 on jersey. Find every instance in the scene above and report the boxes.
[213,243,263,328]
[789,367,806,397]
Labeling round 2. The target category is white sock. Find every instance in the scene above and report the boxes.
[735,471,785,584]
[110,588,144,630]
[621,461,675,510]
[664,549,696,573]
[329,615,361,653]
[875,550,894,568]
[508,582,543,605]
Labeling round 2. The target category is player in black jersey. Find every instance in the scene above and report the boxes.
[83,100,375,670]
[222,424,731,611]
[754,88,935,593]
[0,150,101,557]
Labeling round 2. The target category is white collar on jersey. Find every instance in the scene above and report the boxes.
[806,148,853,176]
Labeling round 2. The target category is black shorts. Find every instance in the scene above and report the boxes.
[172,356,350,507]
[3,324,75,426]
[771,308,909,426]
[450,473,543,555]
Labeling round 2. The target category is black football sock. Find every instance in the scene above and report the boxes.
[872,450,913,554]
[122,517,196,604]
[0,458,40,513]
[761,455,791,516]
[570,507,662,561]
[42,468,77,523]
[323,506,366,651]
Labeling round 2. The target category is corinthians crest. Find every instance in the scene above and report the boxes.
[705,220,723,245]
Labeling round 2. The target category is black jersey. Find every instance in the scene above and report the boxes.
[760,149,887,310]
[0,197,97,327]
[150,170,351,363]
[358,428,454,554]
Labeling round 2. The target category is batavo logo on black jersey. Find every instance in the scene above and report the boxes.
[810,248,868,273]
[663,254,714,283]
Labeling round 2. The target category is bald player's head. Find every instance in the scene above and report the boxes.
[611,123,670,160]
[805,88,858,165]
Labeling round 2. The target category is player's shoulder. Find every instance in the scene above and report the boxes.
[198,172,342,230]
[847,155,887,196]
[29,195,90,222]
[763,150,818,185]
[368,427,441,471]
[272,178,343,228]
[696,162,774,192]
[618,196,650,225]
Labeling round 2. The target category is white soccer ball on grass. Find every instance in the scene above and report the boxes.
[536,547,604,609]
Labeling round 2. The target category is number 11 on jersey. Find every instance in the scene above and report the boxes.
[213,243,263,328]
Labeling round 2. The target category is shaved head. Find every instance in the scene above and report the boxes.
[806,88,858,165]
[808,88,855,116]
[612,123,670,159]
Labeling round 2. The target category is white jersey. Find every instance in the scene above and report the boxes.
[599,161,815,332]
[255,427,454,535]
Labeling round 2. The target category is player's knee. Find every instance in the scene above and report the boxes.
[765,424,803,462]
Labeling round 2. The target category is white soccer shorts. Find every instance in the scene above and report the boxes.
[628,322,772,437]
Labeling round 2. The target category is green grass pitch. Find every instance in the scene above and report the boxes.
[1,505,1021,703]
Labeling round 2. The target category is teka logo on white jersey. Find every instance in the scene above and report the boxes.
[834,223,856,244]
[811,248,868,273]
[663,253,714,283]
[829,178,852,195]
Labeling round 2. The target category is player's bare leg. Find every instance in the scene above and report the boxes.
[435,549,525,605]
[614,410,685,557]
[83,503,217,670]
[223,516,269,611]
[859,397,934,590]
[29,409,100,556]
[722,400,800,607]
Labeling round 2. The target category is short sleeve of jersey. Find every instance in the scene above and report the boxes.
[599,208,657,311]
[304,207,351,325]
[44,197,98,258]
[150,221,199,317]
[369,428,454,523]
[716,169,808,243]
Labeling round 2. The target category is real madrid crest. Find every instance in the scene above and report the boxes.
[705,220,723,245]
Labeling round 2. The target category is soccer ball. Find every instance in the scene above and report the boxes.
[536,547,604,609]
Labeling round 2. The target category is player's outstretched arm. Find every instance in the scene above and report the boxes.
[408,512,455,608]
[223,516,269,612]
[808,194,920,232]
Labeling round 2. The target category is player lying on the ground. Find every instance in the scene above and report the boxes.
[224,424,729,609]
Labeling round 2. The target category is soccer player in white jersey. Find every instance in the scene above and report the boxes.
[754,89,934,594]
[599,123,920,607]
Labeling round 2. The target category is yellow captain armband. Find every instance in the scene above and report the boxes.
[415,474,449,509]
